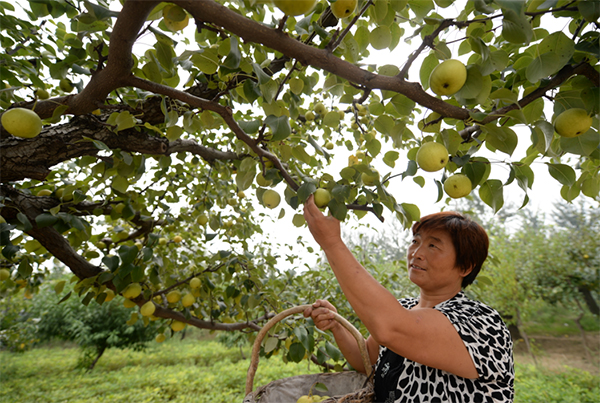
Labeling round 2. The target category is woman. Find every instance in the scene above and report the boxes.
[302,196,514,402]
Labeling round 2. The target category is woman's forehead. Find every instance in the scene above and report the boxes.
[413,228,452,242]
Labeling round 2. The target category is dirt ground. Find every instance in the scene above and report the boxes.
[513,331,600,374]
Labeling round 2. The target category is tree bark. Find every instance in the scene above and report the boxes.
[578,286,600,316]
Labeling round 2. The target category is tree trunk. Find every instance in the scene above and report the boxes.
[89,345,107,371]
[515,307,538,366]
[578,286,599,316]
[573,298,593,363]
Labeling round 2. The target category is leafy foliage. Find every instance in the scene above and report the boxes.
[0,0,598,368]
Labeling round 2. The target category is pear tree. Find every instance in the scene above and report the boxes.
[0,0,598,364]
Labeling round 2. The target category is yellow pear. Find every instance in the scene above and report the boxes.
[331,0,357,19]
[122,283,142,299]
[1,108,43,138]
[171,320,186,332]
[262,189,281,209]
[314,188,332,208]
[182,292,196,307]
[0,268,10,281]
[554,108,592,138]
[274,0,317,16]
[140,301,156,317]
[416,142,449,172]
[429,59,467,96]
[361,168,380,186]
[443,174,472,199]
[104,289,115,302]
[166,290,181,303]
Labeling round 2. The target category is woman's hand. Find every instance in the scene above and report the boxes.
[303,299,340,332]
[303,195,343,251]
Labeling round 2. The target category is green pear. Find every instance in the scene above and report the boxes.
[444,174,472,198]
[1,108,43,138]
[554,108,592,138]
[429,59,467,96]
[331,0,357,18]
[262,189,281,209]
[416,142,449,172]
[314,188,332,208]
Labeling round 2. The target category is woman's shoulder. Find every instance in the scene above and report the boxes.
[437,292,506,325]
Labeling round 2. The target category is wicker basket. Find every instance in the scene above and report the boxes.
[243,305,374,403]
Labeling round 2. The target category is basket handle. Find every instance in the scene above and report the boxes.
[245,304,373,395]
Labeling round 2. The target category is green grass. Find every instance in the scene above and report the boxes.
[0,335,598,403]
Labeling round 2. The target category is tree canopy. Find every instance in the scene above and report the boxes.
[0,0,599,353]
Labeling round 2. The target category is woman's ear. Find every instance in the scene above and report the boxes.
[460,265,474,278]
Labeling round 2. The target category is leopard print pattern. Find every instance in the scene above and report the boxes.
[373,292,514,402]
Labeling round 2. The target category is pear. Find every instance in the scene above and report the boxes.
[429,59,467,96]
[416,142,449,172]
[444,174,472,199]
[554,108,592,138]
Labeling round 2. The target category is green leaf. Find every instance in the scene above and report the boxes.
[102,255,120,272]
[297,182,317,203]
[383,151,399,168]
[559,129,600,157]
[288,342,305,363]
[374,115,395,135]
[238,120,261,134]
[547,163,576,186]
[578,0,600,22]
[265,115,291,141]
[142,61,162,83]
[419,53,438,91]
[17,213,33,232]
[191,48,220,75]
[560,183,580,202]
[251,63,271,85]
[323,111,340,128]
[483,125,518,156]
[236,157,257,191]
[501,9,532,44]
[35,213,58,228]
[526,53,562,83]
[328,199,348,221]
[223,36,241,69]
[111,176,129,194]
[531,120,554,153]
[365,138,382,157]
[54,280,66,294]
[154,40,175,71]
[118,245,139,266]
[264,336,278,353]
[479,179,504,213]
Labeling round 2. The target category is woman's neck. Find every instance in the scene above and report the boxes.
[416,286,462,309]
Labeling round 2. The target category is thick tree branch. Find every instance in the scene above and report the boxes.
[176,0,471,121]
[0,185,103,280]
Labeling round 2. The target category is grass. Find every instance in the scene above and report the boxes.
[1,330,598,403]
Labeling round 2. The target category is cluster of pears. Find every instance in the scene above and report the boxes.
[297,394,331,403]
[273,0,357,19]
[416,142,472,199]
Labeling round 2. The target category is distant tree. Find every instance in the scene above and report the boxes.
[29,278,160,370]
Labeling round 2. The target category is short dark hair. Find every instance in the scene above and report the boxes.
[411,211,489,288]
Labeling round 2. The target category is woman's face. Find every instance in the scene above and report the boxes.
[406,228,469,293]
